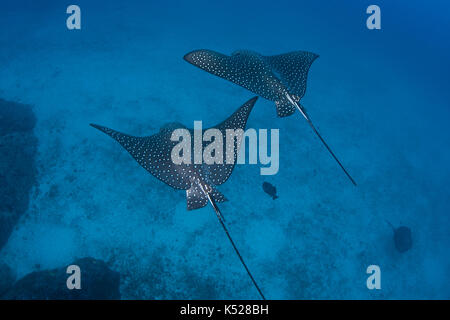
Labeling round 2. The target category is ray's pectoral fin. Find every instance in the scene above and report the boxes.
[186,182,208,210]
[275,99,297,118]
[266,51,319,99]
[186,181,227,211]
[211,187,227,203]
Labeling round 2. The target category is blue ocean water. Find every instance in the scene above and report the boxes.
[0,0,449,299]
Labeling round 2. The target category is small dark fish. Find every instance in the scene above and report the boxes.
[386,220,412,253]
[262,182,278,200]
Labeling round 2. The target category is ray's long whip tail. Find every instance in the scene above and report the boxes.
[200,185,266,300]
[307,118,357,186]
[287,94,357,186]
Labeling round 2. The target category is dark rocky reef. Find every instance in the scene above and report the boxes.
[2,257,120,299]
[0,98,37,250]
[0,262,15,296]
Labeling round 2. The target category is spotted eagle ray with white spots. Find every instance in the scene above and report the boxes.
[90,97,265,299]
[184,49,356,185]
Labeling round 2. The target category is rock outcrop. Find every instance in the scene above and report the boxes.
[2,257,121,300]
[0,262,15,296]
[0,98,37,250]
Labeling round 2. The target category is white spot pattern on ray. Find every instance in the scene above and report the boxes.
[90,97,257,210]
[184,49,318,118]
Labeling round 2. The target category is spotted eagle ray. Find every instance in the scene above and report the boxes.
[184,49,356,185]
[90,97,265,299]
